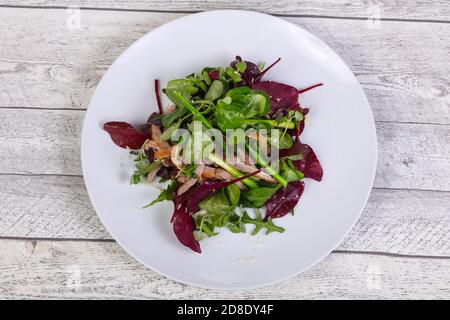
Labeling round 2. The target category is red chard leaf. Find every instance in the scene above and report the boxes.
[231,56,261,85]
[252,81,300,116]
[185,170,260,214]
[171,170,259,253]
[280,141,323,181]
[265,181,305,220]
[103,121,149,149]
[293,108,309,140]
[253,57,281,82]
[171,193,201,253]
[208,70,220,80]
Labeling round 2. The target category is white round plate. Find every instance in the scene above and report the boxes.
[82,10,377,290]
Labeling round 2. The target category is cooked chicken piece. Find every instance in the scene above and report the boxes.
[170,144,183,169]
[151,125,171,149]
[195,163,205,177]
[201,166,217,179]
[155,148,172,159]
[142,139,153,151]
[215,169,246,189]
[233,163,277,183]
[177,177,198,195]
[147,164,162,182]
[200,166,248,189]
[145,140,162,151]
[177,174,189,184]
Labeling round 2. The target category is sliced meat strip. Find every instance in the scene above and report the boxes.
[233,163,277,183]
[147,164,162,182]
[215,169,246,190]
[177,177,198,196]
[195,163,205,178]
[201,166,217,180]
[151,124,171,149]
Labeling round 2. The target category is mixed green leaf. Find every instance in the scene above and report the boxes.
[103,55,324,253]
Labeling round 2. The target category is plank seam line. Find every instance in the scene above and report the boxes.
[0,236,448,259]
[375,120,450,126]
[0,107,87,112]
[0,236,114,242]
[0,173,83,178]
[332,250,450,260]
[372,186,450,193]
[1,107,449,127]
[0,173,448,193]
[0,5,448,24]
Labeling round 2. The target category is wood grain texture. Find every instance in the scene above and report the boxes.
[1,0,449,21]
[0,9,449,124]
[0,239,448,299]
[1,175,449,257]
[0,109,448,191]
[0,175,109,239]
[0,4,449,299]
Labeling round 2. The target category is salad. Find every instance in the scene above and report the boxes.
[103,56,323,253]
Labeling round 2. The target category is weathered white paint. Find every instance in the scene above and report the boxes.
[0,2,449,299]
[1,0,449,21]
[1,109,448,191]
[0,10,448,124]
[0,239,449,299]
[1,175,449,256]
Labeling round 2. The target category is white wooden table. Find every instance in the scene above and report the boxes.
[0,1,449,299]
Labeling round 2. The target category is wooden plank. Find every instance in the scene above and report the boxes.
[0,9,449,124]
[0,239,448,299]
[1,0,449,21]
[0,175,109,239]
[338,188,450,256]
[0,109,448,191]
[1,175,449,257]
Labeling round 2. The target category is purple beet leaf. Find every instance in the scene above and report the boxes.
[208,70,220,80]
[185,170,260,214]
[280,141,323,181]
[103,121,149,149]
[265,181,305,220]
[252,81,300,115]
[171,193,201,253]
[170,170,260,253]
[230,56,261,85]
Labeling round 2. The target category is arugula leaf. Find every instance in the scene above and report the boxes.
[257,62,266,71]
[227,213,246,233]
[130,173,141,185]
[282,153,304,161]
[241,210,285,235]
[130,151,161,184]
[235,61,247,73]
[193,230,208,241]
[143,180,178,208]
[226,184,241,206]
[241,185,281,208]
[193,212,220,239]
[201,70,212,85]
[182,164,198,178]
[205,80,224,101]
[269,129,294,149]
[165,79,198,99]
[198,189,234,216]
[161,105,188,128]
[226,87,269,117]
[214,87,270,130]
[280,159,304,183]
[160,117,183,141]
